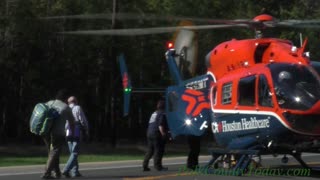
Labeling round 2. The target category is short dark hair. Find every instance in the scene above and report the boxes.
[157,100,165,110]
[55,89,69,101]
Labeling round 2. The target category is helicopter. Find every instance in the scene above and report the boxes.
[164,15,320,174]
[56,13,320,175]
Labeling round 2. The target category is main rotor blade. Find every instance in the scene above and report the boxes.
[61,24,248,36]
[43,13,218,23]
[207,18,320,29]
[277,20,320,28]
[43,13,115,20]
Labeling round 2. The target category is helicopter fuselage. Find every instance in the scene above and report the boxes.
[209,62,320,153]
[165,34,320,154]
[158,12,320,171]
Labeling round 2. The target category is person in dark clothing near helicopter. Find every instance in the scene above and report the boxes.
[143,100,170,171]
[186,135,201,170]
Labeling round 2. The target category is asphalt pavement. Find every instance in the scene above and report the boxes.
[1,154,320,180]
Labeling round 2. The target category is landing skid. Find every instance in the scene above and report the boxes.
[272,148,320,170]
[291,152,309,168]
[203,148,260,176]
[203,148,320,176]
[278,152,320,174]
[290,152,320,171]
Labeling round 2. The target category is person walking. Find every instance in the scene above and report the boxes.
[41,89,75,179]
[142,100,170,171]
[62,96,89,178]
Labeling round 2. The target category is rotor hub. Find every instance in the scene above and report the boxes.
[253,14,275,22]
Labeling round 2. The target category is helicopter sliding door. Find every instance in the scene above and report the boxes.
[212,72,277,149]
[237,75,256,106]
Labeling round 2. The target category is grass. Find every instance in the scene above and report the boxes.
[0,142,190,167]
[0,136,215,167]
[0,154,145,167]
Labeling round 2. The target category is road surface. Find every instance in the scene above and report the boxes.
[1,154,320,180]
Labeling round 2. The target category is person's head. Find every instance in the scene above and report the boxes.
[156,100,165,110]
[68,96,78,105]
[55,89,69,102]
[278,71,292,83]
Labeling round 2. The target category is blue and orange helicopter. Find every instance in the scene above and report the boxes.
[62,14,320,174]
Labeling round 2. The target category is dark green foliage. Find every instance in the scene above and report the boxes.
[0,0,320,144]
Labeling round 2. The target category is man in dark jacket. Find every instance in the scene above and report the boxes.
[187,135,201,170]
[142,100,169,171]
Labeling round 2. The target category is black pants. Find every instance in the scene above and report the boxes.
[187,135,201,169]
[43,135,65,175]
[143,135,166,169]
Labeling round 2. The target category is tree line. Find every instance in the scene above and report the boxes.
[0,0,320,145]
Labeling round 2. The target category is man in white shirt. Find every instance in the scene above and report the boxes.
[62,96,89,178]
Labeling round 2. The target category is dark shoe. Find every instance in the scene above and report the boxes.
[62,171,71,178]
[41,173,55,179]
[143,167,151,172]
[156,167,168,171]
[73,173,82,177]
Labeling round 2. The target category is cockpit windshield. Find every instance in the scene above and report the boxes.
[269,63,320,110]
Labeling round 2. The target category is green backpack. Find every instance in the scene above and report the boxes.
[29,102,59,136]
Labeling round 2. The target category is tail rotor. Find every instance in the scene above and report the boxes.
[172,21,198,79]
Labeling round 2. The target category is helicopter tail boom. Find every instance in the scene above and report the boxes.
[118,54,132,116]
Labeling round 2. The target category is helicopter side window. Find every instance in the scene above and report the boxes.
[269,63,320,110]
[238,76,256,106]
[258,74,273,107]
[222,82,232,105]
[311,61,320,75]
[211,86,217,106]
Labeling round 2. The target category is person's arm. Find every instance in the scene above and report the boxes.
[77,106,89,136]
[159,125,166,137]
[158,114,168,138]
[66,107,76,135]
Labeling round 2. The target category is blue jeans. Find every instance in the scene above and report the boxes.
[63,140,80,175]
